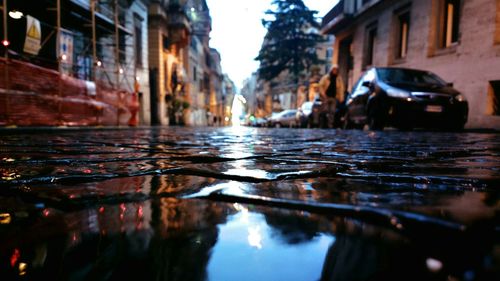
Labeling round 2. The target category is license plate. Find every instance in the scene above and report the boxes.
[425,105,443,113]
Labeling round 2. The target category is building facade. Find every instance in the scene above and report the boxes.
[321,0,500,129]
[1,0,230,127]
[148,0,229,126]
[148,0,191,125]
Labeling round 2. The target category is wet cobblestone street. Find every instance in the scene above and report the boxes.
[0,127,499,281]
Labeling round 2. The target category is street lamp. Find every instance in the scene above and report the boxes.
[8,9,22,19]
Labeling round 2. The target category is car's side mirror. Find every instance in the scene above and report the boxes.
[446,82,454,87]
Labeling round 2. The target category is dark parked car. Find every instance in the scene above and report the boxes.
[343,67,468,130]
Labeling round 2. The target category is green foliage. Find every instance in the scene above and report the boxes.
[173,99,190,111]
[255,0,326,82]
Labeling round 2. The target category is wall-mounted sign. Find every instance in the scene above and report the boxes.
[59,30,74,64]
[23,15,41,55]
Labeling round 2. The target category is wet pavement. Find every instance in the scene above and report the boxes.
[0,127,499,281]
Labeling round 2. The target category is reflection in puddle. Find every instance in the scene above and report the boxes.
[209,203,334,281]
[0,195,498,281]
[0,128,499,280]
[224,168,271,180]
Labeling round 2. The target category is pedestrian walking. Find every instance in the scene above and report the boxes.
[319,65,345,128]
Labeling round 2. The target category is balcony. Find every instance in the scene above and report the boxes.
[320,0,353,35]
[167,4,192,47]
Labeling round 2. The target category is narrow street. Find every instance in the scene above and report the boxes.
[0,127,498,280]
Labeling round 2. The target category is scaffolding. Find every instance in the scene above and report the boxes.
[0,0,140,126]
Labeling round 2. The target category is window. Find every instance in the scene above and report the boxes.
[363,23,377,69]
[396,11,410,59]
[488,81,500,115]
[193,67,197,82]
[326,47,333,59]
[134,17,143,67]
[119,32,126,64]
[164,61,169,93]
[441,0,460,48]
[496,0,500,44]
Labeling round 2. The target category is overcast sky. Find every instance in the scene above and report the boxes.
[205,0,337,91]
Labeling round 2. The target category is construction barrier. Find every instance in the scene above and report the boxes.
[0,58,137,127]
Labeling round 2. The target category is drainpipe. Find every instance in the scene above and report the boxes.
[57,0,62,124]
[2,0,10,124]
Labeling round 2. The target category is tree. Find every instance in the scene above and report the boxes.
[255,0,325,84]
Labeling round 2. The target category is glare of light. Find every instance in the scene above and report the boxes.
[248,226,262,249]
[191,7,195,12]
[119,68,124,74]
[426,258,443,273]
[406,98,412,102]
[236,95,247,104]
[234,202,249,223]
[0,213,12,224]
[96,60,102,67]
[135,76,140,81]
[225,168,269,180]
[225,117,230,122]
[231,94,246,126]
[233,203,245,211]
[61,54,67,61]
[2,40,10,47]
[2,172,20,181]
[18,262,27,276]
[9,10,24,20]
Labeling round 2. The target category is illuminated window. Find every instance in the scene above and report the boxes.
[440,0,461,48]
[488,81,500,115]
[164,61,168,92]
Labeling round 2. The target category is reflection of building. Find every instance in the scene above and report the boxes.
[321,0,500,129]
[0,0,150,126]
